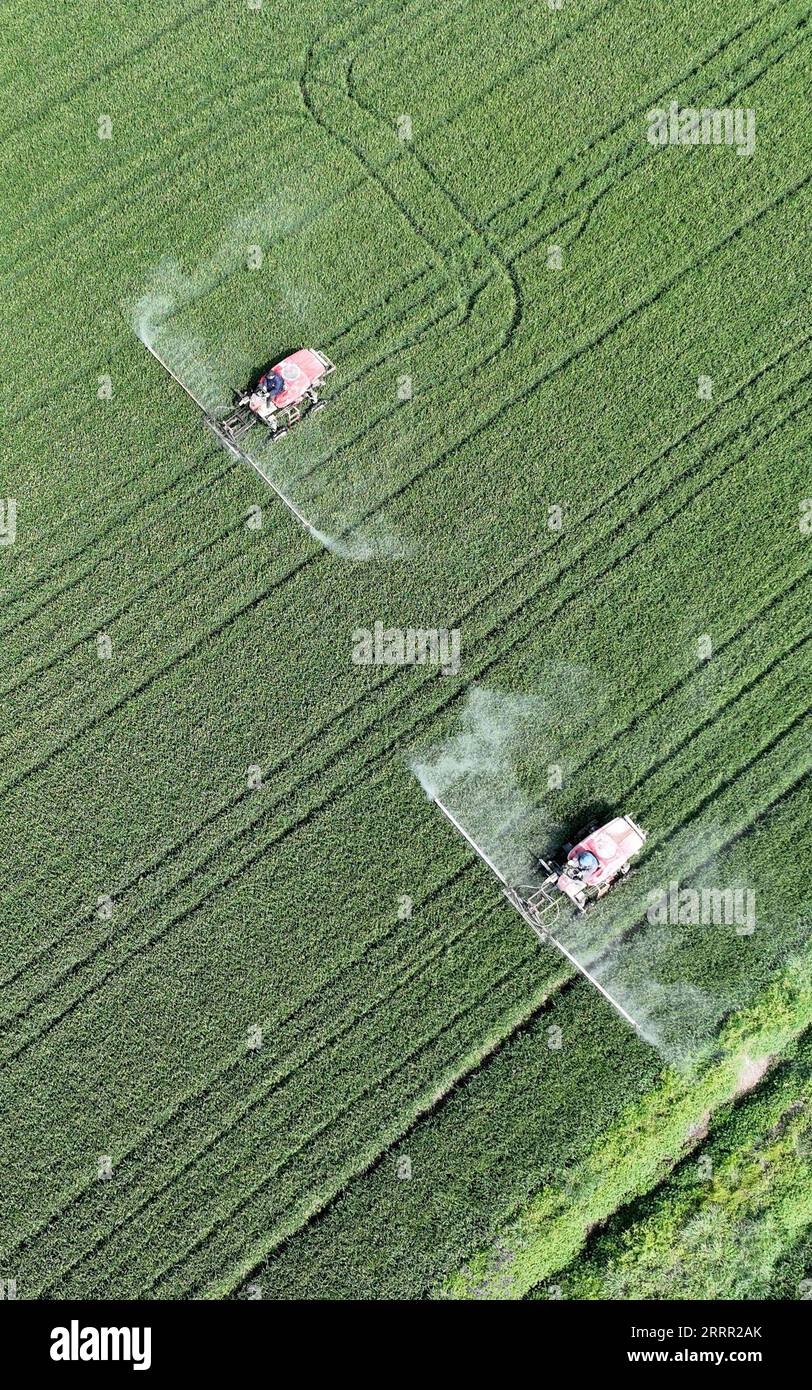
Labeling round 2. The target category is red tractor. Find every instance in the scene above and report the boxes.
[212,347,336,450]
[525,815,648,918]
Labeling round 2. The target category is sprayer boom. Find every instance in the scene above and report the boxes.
[431,795,647,1037]
[139,338,335,536]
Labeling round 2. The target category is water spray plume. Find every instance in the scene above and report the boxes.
[128,204,405,560]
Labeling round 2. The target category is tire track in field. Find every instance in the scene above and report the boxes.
[6,0,375,241]
[582,564,812,809]
[330,1,795,478]
[298,30,470,319]
[0,0,761,380]
[0,449,239,672]
[8,543,808,1281]
[0,538,328,807]
[587,748,812,992]
[8,859,485,1276]
[339,0,772,307]
[6,298,806,935]
[141,938,551,1299]
[1,250,450,611]
[222,975,592,1297]
[2,98,307,290]
[327,259,449,356]
[332,167,812,546]
[270,6,795,496]
[635,658,811,866]
[104,940,548,1300]
[334,0,773,310]
[291,45,811,510]
[450,403,811,722]
[60,135,806,1306]
[473,389,812,664]
[2,266,444,687]
[507,11,812,267]
[0,454,235,659]
[0,628,514,1034]
[0,0,647,323]
[0,441,293,704]
[515,1008,812,1306]
[3,377,806,1074]
[7,541,806,1052]
[325,251,477,400]
[0,503,331,808]
[0,0,223,147]
[6,0,806,1284]
[4,339,805,982]
[0,0,412,287]
[0,426,234,625]
[0,0,517,276]
[0,461,241,719]
[524,574,812,848]
[487,1,790,233]
[0,358,207,551]
[33,886,518,1297]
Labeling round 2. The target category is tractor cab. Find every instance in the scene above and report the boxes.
[247,348,334,426]
[213,347,336,445]
[555,816,647,910]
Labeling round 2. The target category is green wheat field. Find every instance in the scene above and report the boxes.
[1,0,810,1299]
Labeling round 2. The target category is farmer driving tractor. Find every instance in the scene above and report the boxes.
[259,368,285,399]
